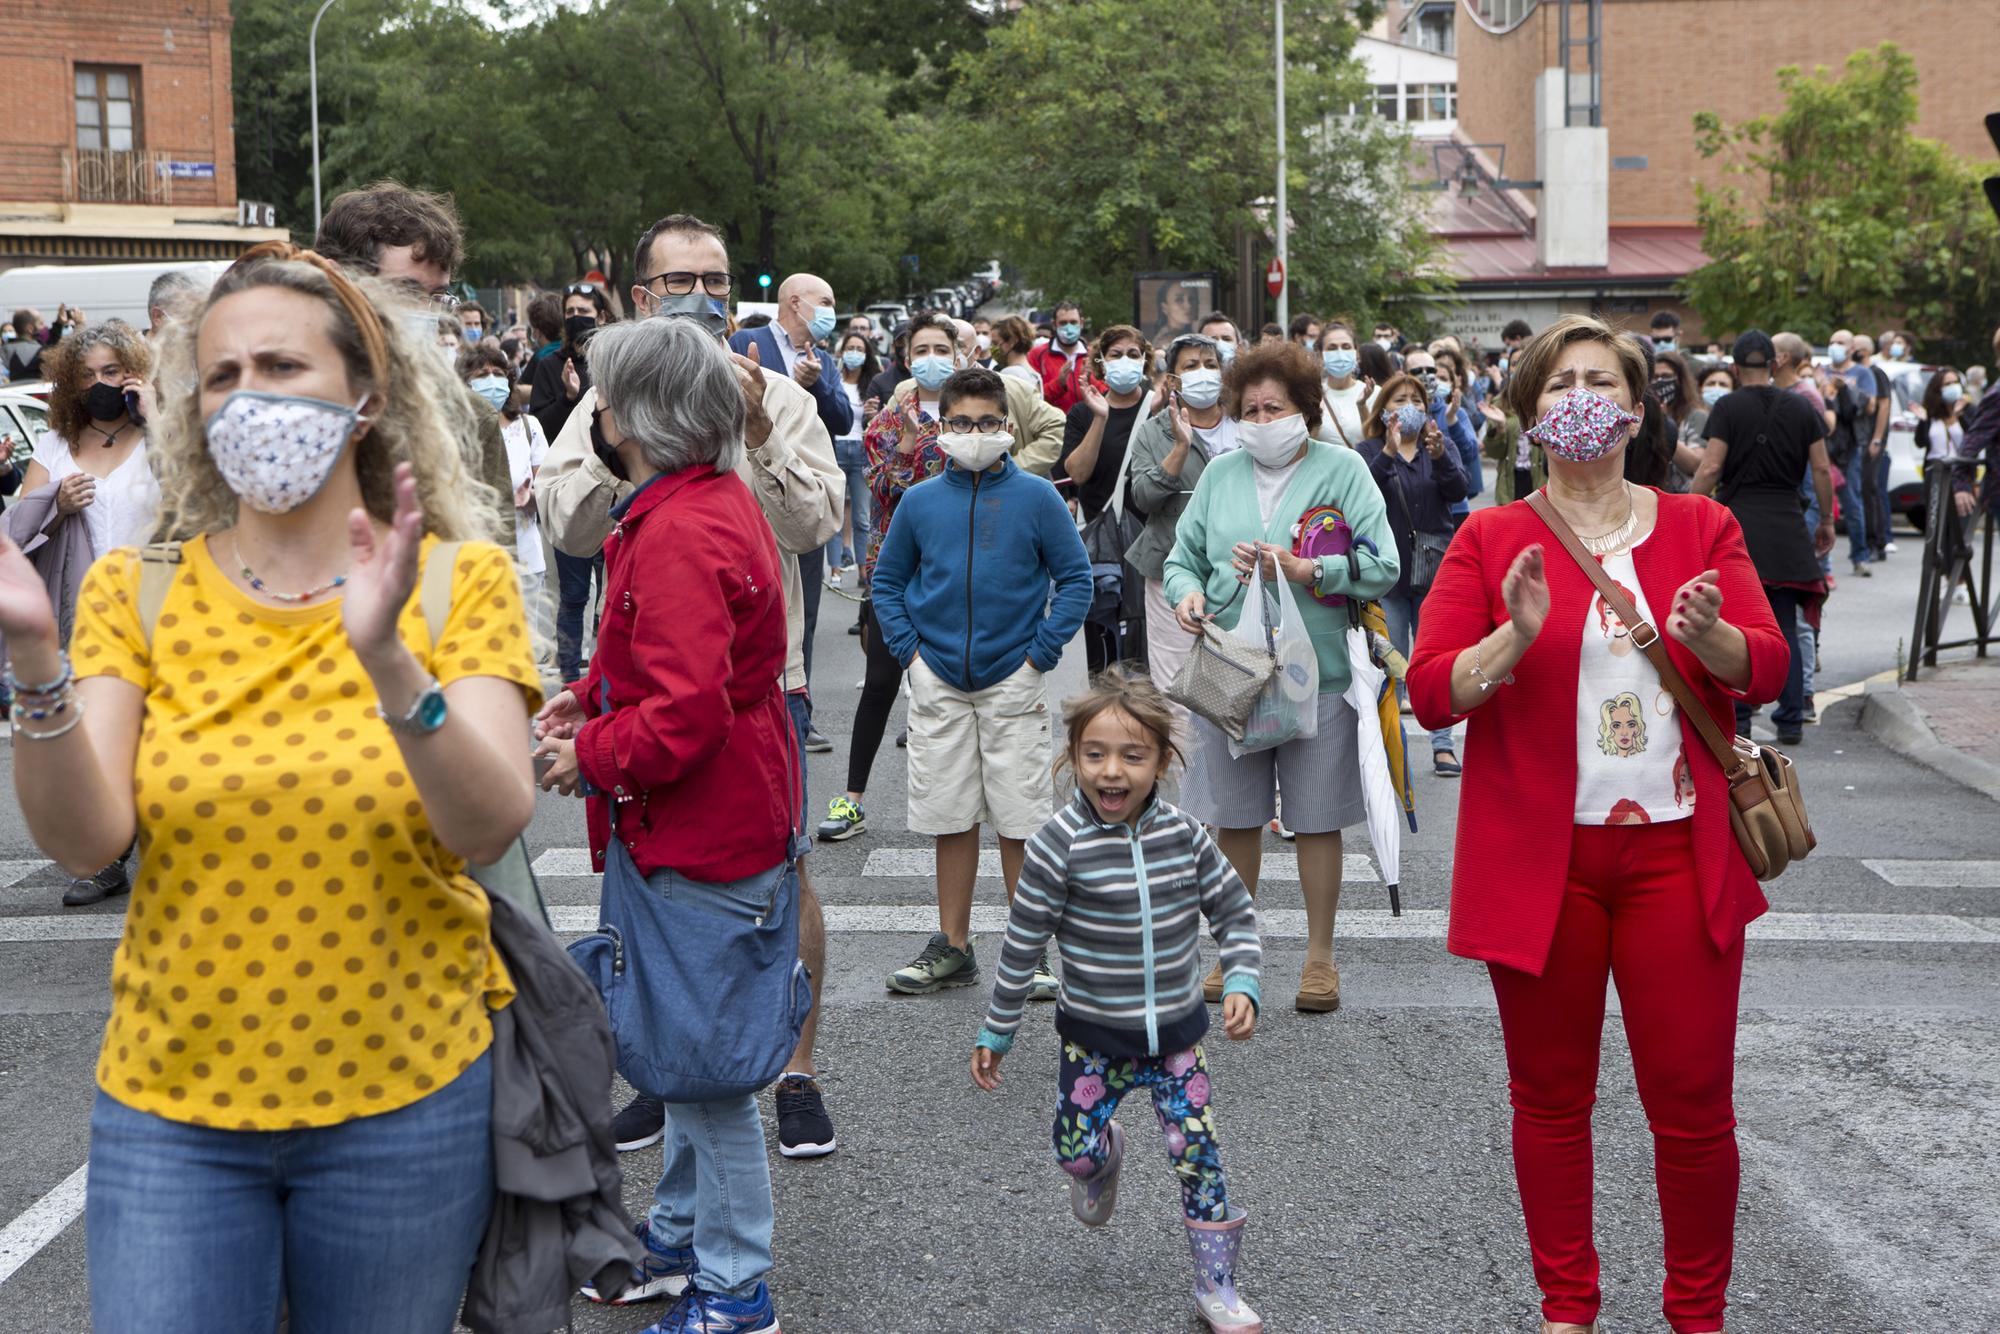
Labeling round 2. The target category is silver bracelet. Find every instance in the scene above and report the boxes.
[1470,639,1514,693]
[13,697,85,740]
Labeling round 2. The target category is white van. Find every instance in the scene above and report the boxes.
[0,260,232,332]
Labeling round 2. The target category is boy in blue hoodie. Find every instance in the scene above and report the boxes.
[870,366,1092,996]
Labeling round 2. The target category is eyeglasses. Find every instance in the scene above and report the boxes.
[564,283,599,298]
[638,271,734,298]
[941,415,1008,434]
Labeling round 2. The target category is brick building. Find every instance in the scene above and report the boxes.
[1427,0,2000,341]
[0,0,282,271]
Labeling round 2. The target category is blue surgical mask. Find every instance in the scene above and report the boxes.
[841,349,866,370]
[1393,403,1428,438]
[1429,379,1451,406]
[1942,382,1963,404]
[1890,342,1908,359]
[1216,340,1237,364]
[808,304,838,342]
[1322,348,1358,380]
[1829,343,1851,365]
[1103,358,1146,394]
[650,289,729,337]
[911,355,954,391]
[1654,338,1676,353]
[469,374,511,411]
[1701,386,1728,407]
[1498,356,1509,374]
[1057,322,1082,345]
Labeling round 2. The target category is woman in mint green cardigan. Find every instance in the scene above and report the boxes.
[1162,342,1399,1014]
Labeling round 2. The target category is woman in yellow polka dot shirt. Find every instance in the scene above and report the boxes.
[0,243,541,1333]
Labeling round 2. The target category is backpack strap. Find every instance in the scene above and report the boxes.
[135,542,183,652]
[419,540,464,663]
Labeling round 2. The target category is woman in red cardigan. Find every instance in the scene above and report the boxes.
[1407,315,1790,1334]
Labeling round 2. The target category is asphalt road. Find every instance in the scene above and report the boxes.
[2,500,1995,1334]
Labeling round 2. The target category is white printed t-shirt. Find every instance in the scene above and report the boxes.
[1573,533,1696,826]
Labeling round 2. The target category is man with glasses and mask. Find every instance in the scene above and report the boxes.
[536,212,846,1171]
[316,179,515,544]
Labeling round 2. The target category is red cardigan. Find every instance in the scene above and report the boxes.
[573,466,795,884]
[1407,491,1791,975]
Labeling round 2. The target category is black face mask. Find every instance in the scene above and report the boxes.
[564,314,597,348]
[590,410,629,483]
[1651,378,1678,406]
[84,381,128,423]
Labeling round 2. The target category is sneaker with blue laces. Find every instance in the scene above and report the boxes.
[644,1280,781,1333]
[580,1218,697,1305]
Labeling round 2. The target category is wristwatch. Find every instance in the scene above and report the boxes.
[379,676,448,736]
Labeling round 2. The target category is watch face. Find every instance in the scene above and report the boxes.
[414,687,449,733]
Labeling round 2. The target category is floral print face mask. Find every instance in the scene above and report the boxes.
[1524,387,1639,463]
[205,390,368,514]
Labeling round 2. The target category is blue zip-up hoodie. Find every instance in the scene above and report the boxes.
[869,454,1092,691]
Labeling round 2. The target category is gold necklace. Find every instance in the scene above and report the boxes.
[1566,483,1639,556]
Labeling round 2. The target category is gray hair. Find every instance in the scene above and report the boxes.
[588,316,745,475]
[147,268,206,319]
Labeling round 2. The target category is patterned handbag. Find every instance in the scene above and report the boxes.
[1166,578,1280,743]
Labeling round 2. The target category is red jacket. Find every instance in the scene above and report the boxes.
[574,466,794,883]
[1407,491,1790,975]
[1027,341,1097,414]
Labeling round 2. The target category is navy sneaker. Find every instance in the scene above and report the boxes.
[775,1075,837,1159]
[644,1280,781,1333]
[581,1218,697,1304]
[613,1092,667,1152]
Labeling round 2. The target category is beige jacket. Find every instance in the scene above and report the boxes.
[534,375,844,692]
[886,373,1064,478]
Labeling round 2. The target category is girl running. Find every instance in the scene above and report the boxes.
[969,671,1264,1333]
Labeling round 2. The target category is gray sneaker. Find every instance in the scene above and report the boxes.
[886,932,978,994]
[1028,949,1059,1002]
[62,862,129,908]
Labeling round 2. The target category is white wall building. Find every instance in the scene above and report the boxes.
[1355,34,1459,141]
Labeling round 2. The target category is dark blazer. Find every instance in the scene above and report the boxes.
[729,325,853,441]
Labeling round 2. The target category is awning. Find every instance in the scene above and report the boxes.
[1439,226,1710,287]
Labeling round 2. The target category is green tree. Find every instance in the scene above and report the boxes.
[1686,43,2000,358]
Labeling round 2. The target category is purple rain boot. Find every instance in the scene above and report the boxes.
[1063,1120,1124,1227]
[1185,1206,1262,1332]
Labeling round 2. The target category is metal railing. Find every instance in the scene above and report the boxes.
[62,148,173,204]
[1905,462,1994,680]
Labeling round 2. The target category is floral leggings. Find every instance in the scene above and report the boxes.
[1054,1040,1228,1222]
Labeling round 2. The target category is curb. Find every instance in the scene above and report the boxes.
[1860,682,2000,804]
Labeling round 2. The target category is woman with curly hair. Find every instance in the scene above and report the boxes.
[0,241,538,1331]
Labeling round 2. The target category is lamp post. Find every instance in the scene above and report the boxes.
[310,0,342,234]
[1274,0,1288,330]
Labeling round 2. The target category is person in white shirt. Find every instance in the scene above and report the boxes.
[1315,320,1370,448]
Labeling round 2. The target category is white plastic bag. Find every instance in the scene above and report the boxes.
[1226,558,1320,758]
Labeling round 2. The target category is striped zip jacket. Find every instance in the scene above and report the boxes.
[976,790,1261,1060]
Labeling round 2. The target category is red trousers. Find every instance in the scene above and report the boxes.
[1488,819,1743,1334]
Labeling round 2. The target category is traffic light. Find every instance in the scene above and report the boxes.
[757,273,773,291]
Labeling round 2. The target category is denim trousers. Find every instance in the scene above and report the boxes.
[1380,590,1456,754]
[554,547,604,682]
[1737,586,1806,732]
[86,1051,493,1334]
[825,438,872,570]
[643,866,783,1300]
[1839,449,1870,562]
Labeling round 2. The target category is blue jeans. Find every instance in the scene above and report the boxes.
[86,1051,493,1334]
[643,866,782,1301]
[1737,586,1806,733]
[1840,448,1870,562]
[1800,477,1831,576]
[1379,590,1455,755]
[1870,449,1893,553]
[824,438,872,571]
[554,547,604,681]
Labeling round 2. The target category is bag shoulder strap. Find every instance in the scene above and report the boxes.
[419,540,465,660]
[136,542,183,652]
[1525,492,1745,780]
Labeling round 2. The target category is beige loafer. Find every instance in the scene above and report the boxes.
[1294,960,1341,1013]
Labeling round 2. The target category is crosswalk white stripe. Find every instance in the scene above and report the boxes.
[0,1163,86,1287]
[5,908,1998,947]
[0,860,49,889]
[1862,859,2000,888]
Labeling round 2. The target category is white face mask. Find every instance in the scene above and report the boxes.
[1177,368,1223,409]
[206,390,368,514]
[937,430,1013,473]
[1237,414,1309,468]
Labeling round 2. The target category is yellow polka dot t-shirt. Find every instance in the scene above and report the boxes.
[69,534,541,1130]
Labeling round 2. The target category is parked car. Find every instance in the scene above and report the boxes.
[0,385,51,472]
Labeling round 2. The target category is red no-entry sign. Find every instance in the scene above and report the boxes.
[1265,258,1285,298]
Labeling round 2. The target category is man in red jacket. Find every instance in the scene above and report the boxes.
[1026,298,1093,413]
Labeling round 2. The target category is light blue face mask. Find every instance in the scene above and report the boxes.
[808,304,838,342]
[841,349,867,370]
[911,355,955,391]
[1701,386,1728,407]
[1828,343,1850,365]
[1103,358,1146,394]
[1942,382,1963,404]
[1216,340,1237,364]
[1057,322,1082,345]
[469,374,511,411]
[1429,379,1451,406]
[1322,348,1358,380]
[1393,403,1428,438]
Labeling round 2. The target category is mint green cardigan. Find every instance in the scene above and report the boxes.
[1160,441,1400,695]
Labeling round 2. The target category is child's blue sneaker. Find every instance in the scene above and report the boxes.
[580,1218,697,1304]
[646,1280,782,1333]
